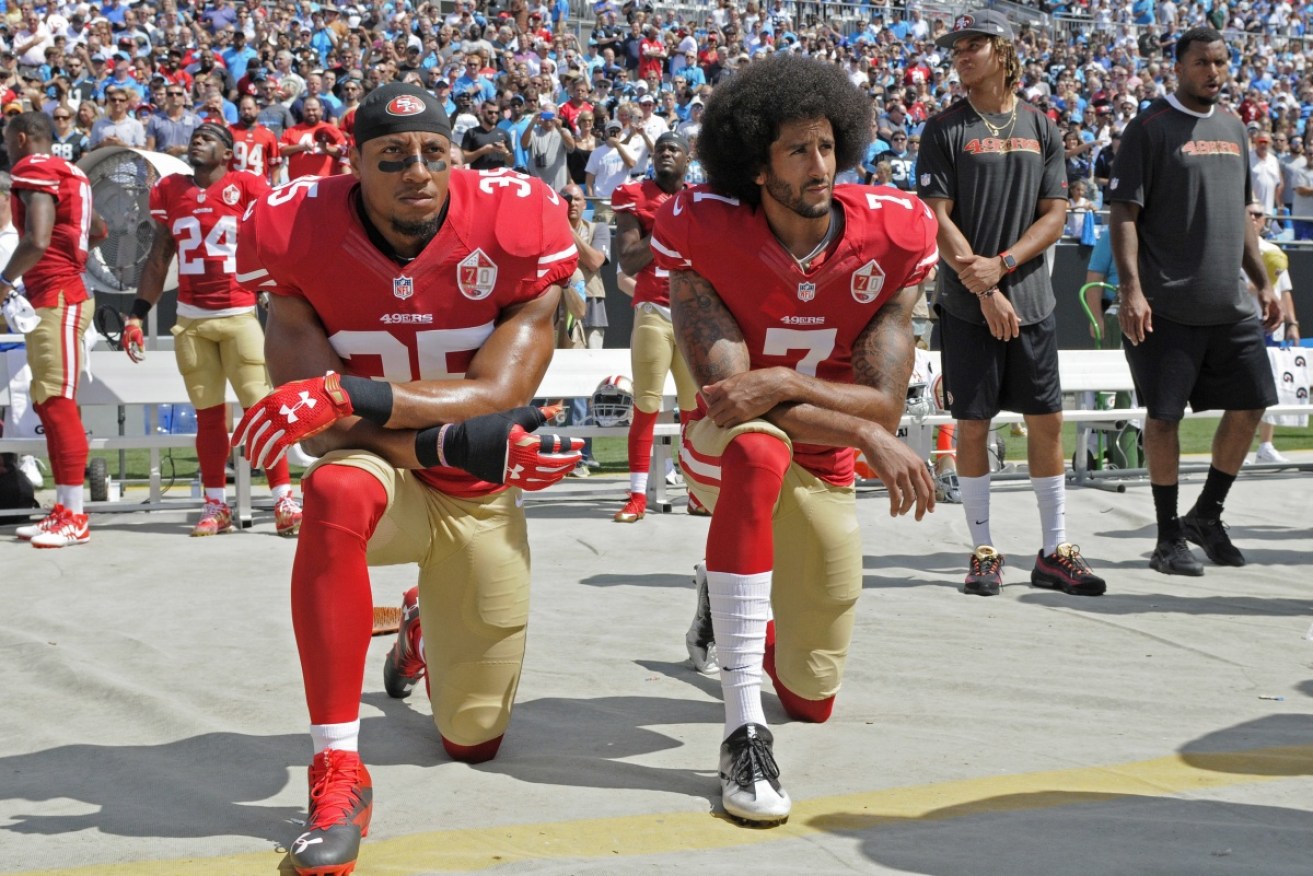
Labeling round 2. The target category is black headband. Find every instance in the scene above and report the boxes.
[193,122,233,149]
[353,83,452,146]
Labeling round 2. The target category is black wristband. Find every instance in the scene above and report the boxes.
[415,426,442,469]
[129,298,153,320]
[339,374,394,426]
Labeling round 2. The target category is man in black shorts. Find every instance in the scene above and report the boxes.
[919,9,1106,598]
[1108,27,1282,576]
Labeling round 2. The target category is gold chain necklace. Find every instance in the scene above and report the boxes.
[967,96,1018,141]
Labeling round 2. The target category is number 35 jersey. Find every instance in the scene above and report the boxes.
[651,184,940,484]
[150,169,271,312]
[236,168,578,495]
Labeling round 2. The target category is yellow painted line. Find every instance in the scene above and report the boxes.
[14,745,1313,875]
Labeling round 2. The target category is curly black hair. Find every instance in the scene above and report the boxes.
[698,55,872,207]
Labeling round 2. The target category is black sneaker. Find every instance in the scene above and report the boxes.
[719,723,790,825]
[1181,511,1245,566]
[1149,538,1205,577]
[685,562,717,674]
[289,749,373,875]
[962,546,1004,596]
[1031,544,1107,596]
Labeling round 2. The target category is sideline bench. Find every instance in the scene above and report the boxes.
[0,340,254,523]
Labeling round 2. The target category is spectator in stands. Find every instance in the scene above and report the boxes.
[145,81,202,157]
[279,95,346,179]
[522,106,574,191]
[585,117,636,225]
[49,104,87,163]
[1249,130,1283,216]
[90,85,145,150]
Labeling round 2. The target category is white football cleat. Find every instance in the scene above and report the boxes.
[719,723,790,826]
[685,562,718,674]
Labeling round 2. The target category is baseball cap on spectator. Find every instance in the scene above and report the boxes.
[638,93,654,104]
[3,102,22,116]
[935,9,1015,48]
[604,118,622,134]
[509,94,525,105]
[1254,131,1271,143]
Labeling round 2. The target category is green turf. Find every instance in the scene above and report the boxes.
[78,417,1310,483]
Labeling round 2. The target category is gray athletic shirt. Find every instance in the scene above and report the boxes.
[1106,96,1255,325]
[917,99,1067,326]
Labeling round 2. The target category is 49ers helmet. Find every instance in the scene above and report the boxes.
[592,374,634,427]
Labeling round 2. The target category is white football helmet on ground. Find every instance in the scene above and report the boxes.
[592,374,634,427]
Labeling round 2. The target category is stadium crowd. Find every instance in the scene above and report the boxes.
[1,0,1311,223]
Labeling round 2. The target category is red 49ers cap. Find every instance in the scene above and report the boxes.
[935,9,1015,48]
[353,82,452,146]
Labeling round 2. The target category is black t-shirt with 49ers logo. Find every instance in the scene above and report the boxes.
[917,98,1067,326]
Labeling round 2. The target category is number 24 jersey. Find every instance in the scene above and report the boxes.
[651,184,940,484]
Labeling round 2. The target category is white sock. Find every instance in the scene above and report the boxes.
[58,484,85,515]
[1032,474,1066,555]
[310,720,360,754]
[205,488,226,504]
[708,569,772,740]
[958,474,992,549]
[272,483,292,500]
[629,471,649,495]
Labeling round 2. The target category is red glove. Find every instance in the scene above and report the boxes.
[231,371,354,469]
[426,404,584,491]
[122,319,146,363]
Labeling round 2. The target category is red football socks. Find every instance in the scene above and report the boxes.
[706,433,790,575]
[194,405,230,489]
[292,464,388,725]
[627,408,659,473]
[33,397,88,486]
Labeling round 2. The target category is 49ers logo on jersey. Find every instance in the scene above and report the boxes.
[851,260,885,304]
[457,249,498,300]
[222,184,241,206]
[386,95,426,116]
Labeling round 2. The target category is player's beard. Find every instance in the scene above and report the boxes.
[763,170,831,219]
[389,215,441,243]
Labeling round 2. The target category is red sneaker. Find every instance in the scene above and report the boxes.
[382,587,426,699]
[613,491,646,523]
[289,749,373,876]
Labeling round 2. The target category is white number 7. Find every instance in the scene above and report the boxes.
[762,328,837,377]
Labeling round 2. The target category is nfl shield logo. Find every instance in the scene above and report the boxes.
[457,248,498,300]
[222,184,240,206]
[393,275,414,300]
[797,281,816,302]
[851,260,886,304]
[196,191,206,203]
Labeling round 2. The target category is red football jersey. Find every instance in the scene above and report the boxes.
[150,170,270,311]
[9,153,94,307]
[280,121,347,179]
[610,178,682,307]
[652,184,940,485]
[228,122,281,182]
[237,168,579,497]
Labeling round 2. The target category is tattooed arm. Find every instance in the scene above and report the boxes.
[671,270,934,519]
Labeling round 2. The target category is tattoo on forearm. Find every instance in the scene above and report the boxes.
[853,291,916,424]
[670,270,749,385]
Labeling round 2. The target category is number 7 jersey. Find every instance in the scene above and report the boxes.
[149,169,271,311]
[651,184,939,483]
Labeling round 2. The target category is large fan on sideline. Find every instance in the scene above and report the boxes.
[78,147,190,297]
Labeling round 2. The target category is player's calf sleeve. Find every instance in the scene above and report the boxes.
[763,620,836,724]
[33,397,88,486]
[292,465,388,725]
[627,408,659,473]
[264,454,293,491]
[706,433,791,575]
[194,405,231,489]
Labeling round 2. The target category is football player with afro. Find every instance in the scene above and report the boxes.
[653,56,938,825]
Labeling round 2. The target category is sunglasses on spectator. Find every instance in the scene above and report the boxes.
[53,112,71,119]
[108,96,128,102]
[168,90,185,96]
[1248,210,1266,218]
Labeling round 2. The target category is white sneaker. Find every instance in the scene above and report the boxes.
[1255,443,1289,465]
[719,723,791,825]
[17,455,44,489]
[685,562,718,674]
[30,508,90,548]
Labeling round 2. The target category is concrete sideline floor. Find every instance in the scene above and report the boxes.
[1,461,1311,875]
